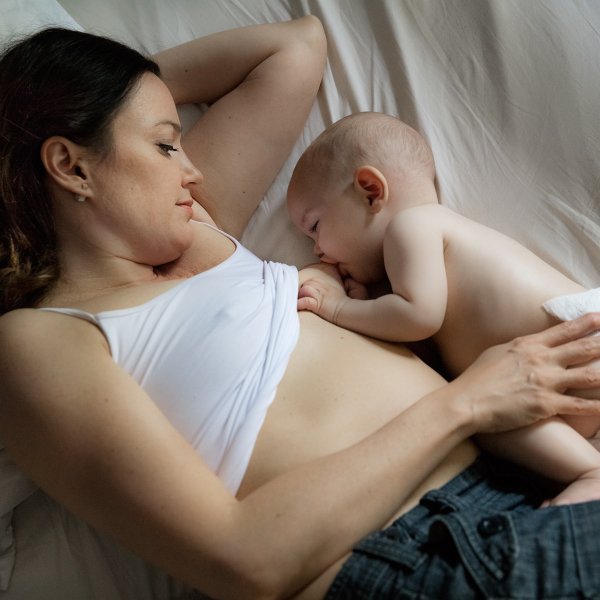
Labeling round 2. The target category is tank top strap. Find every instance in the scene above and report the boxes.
[38,307,101,326]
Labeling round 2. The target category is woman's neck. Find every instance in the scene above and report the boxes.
[44,252,159,307]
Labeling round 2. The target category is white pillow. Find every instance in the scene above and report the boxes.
[0,0,82,45]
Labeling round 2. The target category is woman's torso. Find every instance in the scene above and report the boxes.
[41,222,477,598]
[243,310,478,598]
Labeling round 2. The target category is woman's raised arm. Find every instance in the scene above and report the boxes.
[155,17,327,238]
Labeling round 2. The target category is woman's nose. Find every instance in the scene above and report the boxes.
[180,151,204,186]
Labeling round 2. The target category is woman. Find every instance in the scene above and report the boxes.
[1,19,600,600]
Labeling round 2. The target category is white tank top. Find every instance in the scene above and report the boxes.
[39,229,300,493]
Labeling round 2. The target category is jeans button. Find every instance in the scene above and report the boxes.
[477,516,505,536]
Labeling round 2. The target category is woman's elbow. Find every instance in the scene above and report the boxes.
[295,15,326,49]
[223,563,289,600]
[204,543,296,600]
[288,15,327,70]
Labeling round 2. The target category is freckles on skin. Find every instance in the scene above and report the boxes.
[76,73,200,268]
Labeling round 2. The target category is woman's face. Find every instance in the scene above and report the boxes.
[86,73,201,266]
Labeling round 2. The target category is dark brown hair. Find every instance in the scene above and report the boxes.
[0,27,160,314]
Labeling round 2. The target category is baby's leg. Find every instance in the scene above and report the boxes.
[477,416,600,506]
[563,415,600,440]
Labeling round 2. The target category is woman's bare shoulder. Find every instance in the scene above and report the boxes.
[0,307,56,343]
[0,307,98,337]
[0,308,108,380]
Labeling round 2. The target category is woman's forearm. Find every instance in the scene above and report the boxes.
[231,389,471,598]
[155,17,324,105]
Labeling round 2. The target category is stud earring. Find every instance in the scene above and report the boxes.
[75,182,88,202]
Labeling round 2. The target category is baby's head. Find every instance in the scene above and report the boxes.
[287,112,435,283]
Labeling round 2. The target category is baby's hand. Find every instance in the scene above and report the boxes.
[344,277,369,300]
[298,262,344,288]
[542,467,600,507]
[297,263,348,323]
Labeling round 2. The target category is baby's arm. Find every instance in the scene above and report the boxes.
[477,418,600,506]
[298,209,449,342]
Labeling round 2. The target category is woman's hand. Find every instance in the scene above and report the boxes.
[450,313,600,435]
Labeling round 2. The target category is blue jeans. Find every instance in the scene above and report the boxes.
[325,454,600,599]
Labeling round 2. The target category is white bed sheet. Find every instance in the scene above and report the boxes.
[56,0,600,288]
[1,1,599,597]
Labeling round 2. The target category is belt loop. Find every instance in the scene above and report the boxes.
[428,511,517,596]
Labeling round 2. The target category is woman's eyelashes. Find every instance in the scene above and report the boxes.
[309,220,319,234]
[157,143,179,156]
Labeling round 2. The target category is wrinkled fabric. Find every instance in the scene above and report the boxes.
[327,454,600,599]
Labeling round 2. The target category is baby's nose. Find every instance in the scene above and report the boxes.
[319,255,338,265]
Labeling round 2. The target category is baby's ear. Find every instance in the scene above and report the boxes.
[353,165,388,213]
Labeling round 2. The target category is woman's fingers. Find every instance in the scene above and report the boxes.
[550,392,600,417]
[503,314,600,372]
[457,316,600,434]
[551,335,600,368]
[556,363,600,392]
[533,313,600,348]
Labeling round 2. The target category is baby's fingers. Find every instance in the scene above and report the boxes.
[297,295,318,312]
[297,284,319,312]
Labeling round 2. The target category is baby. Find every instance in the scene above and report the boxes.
[287,111,600,506]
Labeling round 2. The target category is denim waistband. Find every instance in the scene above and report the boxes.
[326,454,600,599]
[382,453,552,533]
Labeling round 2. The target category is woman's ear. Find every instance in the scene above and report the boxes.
[353,165,388,213]
[40,136,90,199]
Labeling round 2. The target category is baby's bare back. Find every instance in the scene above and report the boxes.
[432,206,584,375]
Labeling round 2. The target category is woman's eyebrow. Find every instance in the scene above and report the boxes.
[153,120,182,134]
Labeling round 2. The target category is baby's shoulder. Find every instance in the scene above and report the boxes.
[395,203,454,222]
[390,203,453,234]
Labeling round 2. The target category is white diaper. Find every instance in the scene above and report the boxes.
[542,287,600,322]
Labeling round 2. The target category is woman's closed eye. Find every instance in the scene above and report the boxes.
[309,220,319,234]
[157,143,179,156]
